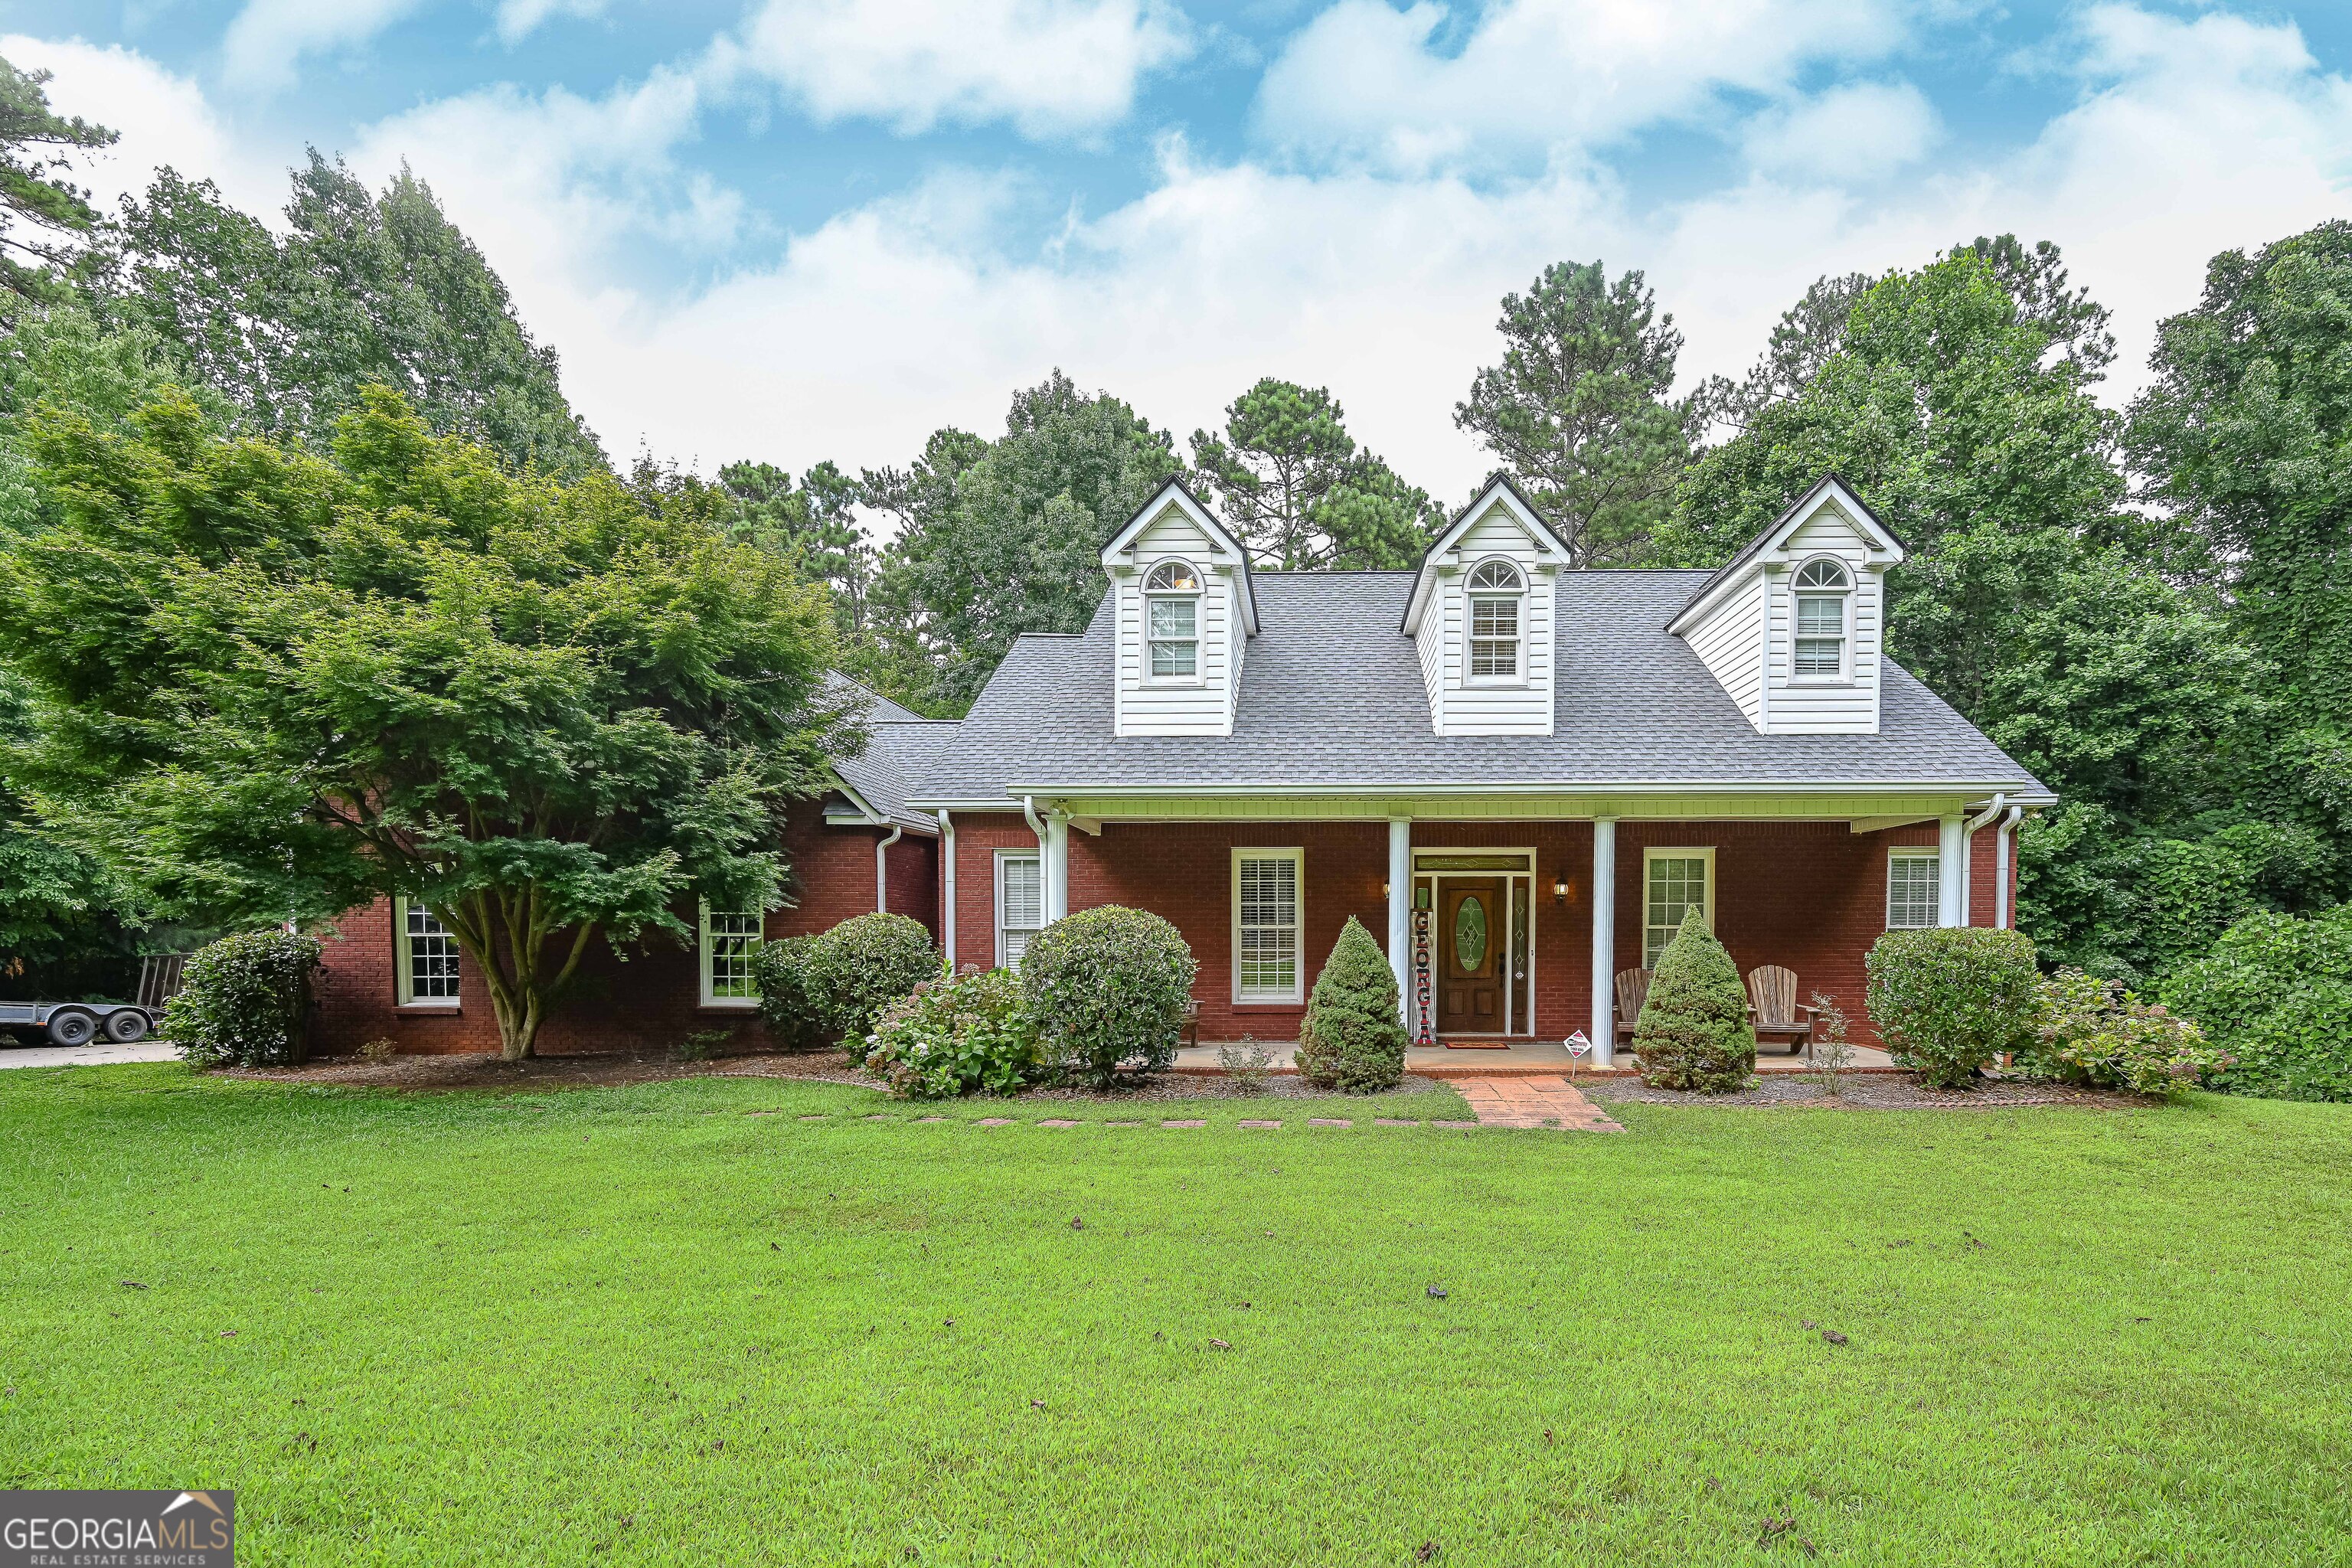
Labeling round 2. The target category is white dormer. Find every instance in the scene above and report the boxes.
[1100,480,1257,737]
[1400,476,1567,737]
[1667,475,1906,735]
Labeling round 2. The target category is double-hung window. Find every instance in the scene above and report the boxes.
[997,851,1043,969]
[1145,560,1201,679]
[1792,558,1851,679]
[1233,848,1304,1004]
[1465,558,1524,681]
[700,902,764,1006]
[394,897,460,1006]
[1642,848,1714,970]
[1886,850,1941,930]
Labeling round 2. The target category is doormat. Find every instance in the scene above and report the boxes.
[1442,1041,1512,1050]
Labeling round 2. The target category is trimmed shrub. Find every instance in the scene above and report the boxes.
[771,913,936,1063]
[1295,916,1408,1093]
[167,929,323,1069]
[753,934,828,1051]
[1021,905,1197,1089]
[1631,912,1756,1093]
[2020,969,2226,1099]
[2164,904,2352,1102]
[1864,927,2040,1089]
[865,969,1039,1099]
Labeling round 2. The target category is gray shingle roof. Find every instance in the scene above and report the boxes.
[833,719,956,830]
[904,570,2047,802]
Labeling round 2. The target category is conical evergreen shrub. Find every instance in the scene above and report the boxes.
[1631,910,1756,1093]
[1295,916,1409,1093]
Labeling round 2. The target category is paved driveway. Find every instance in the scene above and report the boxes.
[0,1040,180,1070]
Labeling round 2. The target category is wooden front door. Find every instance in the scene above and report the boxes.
[1437,879,1504,1034]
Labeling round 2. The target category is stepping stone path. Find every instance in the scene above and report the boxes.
[1238,1119,1281,1129]
[1037,1119,1081,1129]
[1308,1119,1351,1128]
[1161,1119,1206,1129]
[975,1118,1016,1127]
[1454,1076,1625,1132]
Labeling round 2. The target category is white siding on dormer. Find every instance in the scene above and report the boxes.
[1681,573,1767,730]
[1413,501,1557,737]
[1111,504,1240,737]
[1762,506,1881,734]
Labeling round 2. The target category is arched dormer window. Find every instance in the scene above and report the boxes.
[1145,559,1202,678]
[1792,557,1852,679]
[1465,558,1524,682]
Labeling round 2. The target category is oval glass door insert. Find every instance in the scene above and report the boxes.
[1454,895,1488,972]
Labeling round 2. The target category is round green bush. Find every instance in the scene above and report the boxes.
[168,929,323,1068]
[2164,903,2352,1102]
[794,913,938,1063]
[865,969,1039,1099]
[1021,905,1197,1089]
[1864,927,2040,1089]
[1295,916,1407,1093]
[1631,911,1756,1093]
[753,934,827,1052]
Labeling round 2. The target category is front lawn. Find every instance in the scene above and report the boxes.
[2,1065,2347,1565]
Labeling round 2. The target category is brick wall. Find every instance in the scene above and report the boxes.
[943,813,1040,973]
[311,799,940,1057]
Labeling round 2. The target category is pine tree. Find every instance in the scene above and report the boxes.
[1630,911,1756,1093]
[1295,916,1408,1093]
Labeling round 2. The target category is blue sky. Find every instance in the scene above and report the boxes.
[8,1,2352,498]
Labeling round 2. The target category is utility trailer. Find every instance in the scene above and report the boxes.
[0,1000,157,1047]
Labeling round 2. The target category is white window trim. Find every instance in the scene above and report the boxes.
[1231,847,1305,1006]
[1886,848,1942,931]
[1788,554,1854,686]
[995,849,1043,970]
[698,899,764,1008]
[1142,558,1204,688]
[1642,846,1717,971]
[393,896,460,1009]
[1463,557,1527,688]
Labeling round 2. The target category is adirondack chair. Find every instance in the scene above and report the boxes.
[1745,965,1818,1056]
[1612,967,1651,1047]
[1181,998,1201,1050]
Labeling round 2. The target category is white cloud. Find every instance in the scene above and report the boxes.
[495,0,609,45]
[0,34,289,218]
[712,0,1194,139]
[220,0,425,94]
[1255,0,1921,172]
[1743,80,1940,182]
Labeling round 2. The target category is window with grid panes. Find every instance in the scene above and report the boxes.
[1234,851,1302,1001]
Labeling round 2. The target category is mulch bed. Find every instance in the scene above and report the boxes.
[1578,1073,2154,1111]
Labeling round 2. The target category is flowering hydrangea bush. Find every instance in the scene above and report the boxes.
[2021,968,2229,1099]
[864,969,1038,1099]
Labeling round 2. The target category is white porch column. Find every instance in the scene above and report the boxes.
[1387,818,1412,1024]
[1937,813,1966,927]
[937,810,956,967]
[1044,811,1070,923]
[1590,818,1616,1068]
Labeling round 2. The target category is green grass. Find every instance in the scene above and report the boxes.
[2,1065,2349,1566]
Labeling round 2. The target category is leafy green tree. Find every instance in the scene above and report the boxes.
[0,387,845,1060]
[0,55,116,306]
[1454,260,1694,564]
[1690,271,1870,437]
[866,370,1179,712]
[716,459,874,632]
[1189,377,1439,569]
[103,155,606,478]
[1953,234,2115,378]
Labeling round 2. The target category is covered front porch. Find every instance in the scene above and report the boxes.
[996,784,2026,1064]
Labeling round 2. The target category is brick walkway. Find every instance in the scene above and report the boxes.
[1454,1076,1625,1132]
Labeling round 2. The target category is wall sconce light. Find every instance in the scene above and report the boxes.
[1380,880,1390,900]
[1553,875,1571,903]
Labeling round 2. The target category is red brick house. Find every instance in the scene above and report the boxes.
[315,473,2050,1061]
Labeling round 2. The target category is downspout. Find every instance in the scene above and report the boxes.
[1993,804,2023,930]
[1961,793,2007,929]
[937,809,956,969]
[875,822,903,914]
[1021,794,1047,846]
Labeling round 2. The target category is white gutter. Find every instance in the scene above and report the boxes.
[1993,804,2023,929]
[875,823,903,913]
[938,780,2057,802]
[937,809,956,968]
[1961,793,2007,929]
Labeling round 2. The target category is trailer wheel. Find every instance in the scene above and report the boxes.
[104,1008,151,1044]
[45,1008,97,1047]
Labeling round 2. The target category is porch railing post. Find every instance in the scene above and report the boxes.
[1387,817,1412,1027]
[1590,818,1615,1068]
